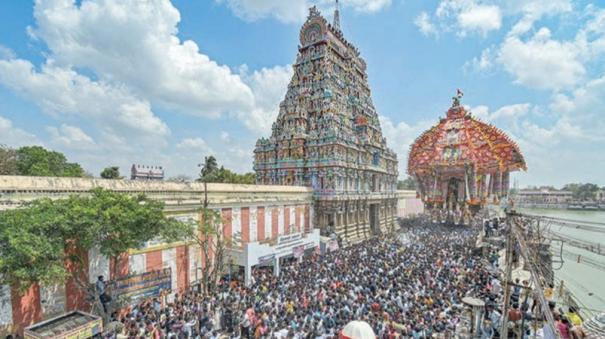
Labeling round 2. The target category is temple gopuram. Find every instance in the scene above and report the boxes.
[254,5,398,243]
[407,91,527,224]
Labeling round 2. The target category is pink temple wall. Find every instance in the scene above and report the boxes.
[1,202,314,336]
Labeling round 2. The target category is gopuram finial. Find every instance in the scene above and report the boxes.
[452,88,463,107]
[334,0,341,30]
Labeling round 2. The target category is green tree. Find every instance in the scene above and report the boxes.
[563,183,599,201]
[198,156,219,208]
[193,156,238,293]
[0,189,189,305]
[577,183,599,201]
[15,146,85,177]
[0,145,18,175]
[100,166,121,179]
[177,208,229,295]
[397,176,417,190]
[196,156,255,185]
[212,166,255,184]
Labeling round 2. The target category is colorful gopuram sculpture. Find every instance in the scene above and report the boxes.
[407,91,527,223]
[254,5,398,243]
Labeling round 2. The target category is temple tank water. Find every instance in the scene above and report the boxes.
[520,208,605,316]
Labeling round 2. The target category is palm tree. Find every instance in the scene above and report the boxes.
[198,156,218,208]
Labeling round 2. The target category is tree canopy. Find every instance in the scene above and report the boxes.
[563,183,600,200]
[0,145,17,175]
[100,166,121,179]
[397,176,417,190]
[5,146,86,177]
[197,155,255,184]
[0,189,189,290]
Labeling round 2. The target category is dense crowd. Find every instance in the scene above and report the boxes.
[92,218,593,339]
[102,223,506,338]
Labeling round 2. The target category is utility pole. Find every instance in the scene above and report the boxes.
[500,214,514,337]
[511,216,560,338]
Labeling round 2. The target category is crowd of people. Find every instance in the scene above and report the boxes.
[62,213,591,339]
[101,222,512,338]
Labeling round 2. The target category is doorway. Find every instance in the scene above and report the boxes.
[369,204,379,235]
[446,177,462,210]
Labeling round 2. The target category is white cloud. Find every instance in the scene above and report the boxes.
[465,3,605,92]
[0,114,41,147]
[471,89,605,187]
[240,64,293,135]
[550,75,605,135]
[30,0,255,119]
[46,124,96,150]
[421,0,573,39]
[469,103,531,122]
[173,136,253,174]
[217,0,391,23]
[0,59,169,140]
[378,116,433,176]
[414,12,437,37]
[0,45,15,60]
[504,0,572,36]
[490,103,531,120]
[497,28,586,90]
[345,0,392,13]
[456,4,501,35]
[217,0,309,23]
[0,0,297,178]
[176,138,214,153]
[464,46,494,72]
[435,0,502,37]
[470,105,490,120]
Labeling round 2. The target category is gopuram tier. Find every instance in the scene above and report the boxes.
[408,92,527,224]
[254,6,398,243]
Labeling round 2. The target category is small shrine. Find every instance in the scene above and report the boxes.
[407,91,527,223]
[254,5,398,242]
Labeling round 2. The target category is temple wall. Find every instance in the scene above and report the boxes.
[396,190,424,218]
[0,175,314,335]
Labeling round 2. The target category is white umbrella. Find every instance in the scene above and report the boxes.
[511,268,533,287]
[339,320,376,339]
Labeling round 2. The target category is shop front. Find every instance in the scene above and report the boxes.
[229,229,321,285]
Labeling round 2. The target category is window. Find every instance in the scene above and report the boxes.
[372,152,380,166]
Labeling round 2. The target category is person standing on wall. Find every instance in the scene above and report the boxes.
[96,275,112,313]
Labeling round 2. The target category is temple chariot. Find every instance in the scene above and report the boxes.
[407,91,527,224]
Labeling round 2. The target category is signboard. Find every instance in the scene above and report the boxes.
[293,245,305,258]
[113,268,171,306]
[258,254,275,265]
[277,233,302,246]
[328,239,339,252]
[24,311,102,339]
[0,284,12,327]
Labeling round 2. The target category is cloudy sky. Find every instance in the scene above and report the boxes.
[0,0,603,187]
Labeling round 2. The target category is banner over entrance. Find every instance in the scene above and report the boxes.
[113,268,171,306]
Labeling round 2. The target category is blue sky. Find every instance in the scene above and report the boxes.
[0,0,604,187]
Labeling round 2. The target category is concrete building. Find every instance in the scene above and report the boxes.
[596,189,605,202]
[0,175,316,334]
[0,175,423,334]
[396,190,424,218]
[130,164,164,180]
[514,188,573,209]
